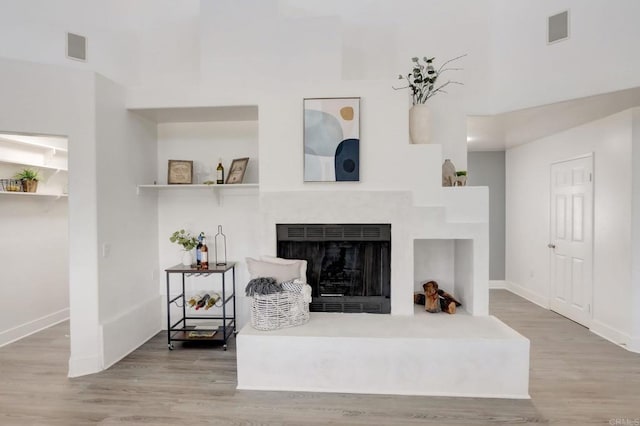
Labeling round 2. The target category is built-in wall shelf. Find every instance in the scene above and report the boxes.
[0,134,68,153]
[0,132,69,198]
[0,158,67,173]
[137,183,258,190]
[137,183,259,205]
[0,134,68,172]
[0,191,67,199]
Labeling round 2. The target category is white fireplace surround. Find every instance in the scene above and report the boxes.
[258,189,489,316]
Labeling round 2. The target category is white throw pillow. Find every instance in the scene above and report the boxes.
[246,257,301,284]
[260,256,307,284]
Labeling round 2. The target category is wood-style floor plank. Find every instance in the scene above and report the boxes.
[0,290,638,425]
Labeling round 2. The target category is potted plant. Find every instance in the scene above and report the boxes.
[170,229,199,266]
[455,170,467,186]
[14,168,40,193]
[393,55,466,144]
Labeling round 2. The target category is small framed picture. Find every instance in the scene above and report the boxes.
[226,157,249,184]
[167,160,193,184]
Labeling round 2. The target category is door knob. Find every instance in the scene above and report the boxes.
[547,243,556,249]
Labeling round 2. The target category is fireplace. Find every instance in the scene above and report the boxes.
[276,224,391,314]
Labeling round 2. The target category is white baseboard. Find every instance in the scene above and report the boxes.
[0,308,69,348]
[504,281,550,309]
[501,284,640,354]
[589,320,631,348]
[101,295,162,370]
[489,280,507,289]
[627,337,640,353]
[68,354,103,378]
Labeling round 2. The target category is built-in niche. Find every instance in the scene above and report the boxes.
[413,239,473,314]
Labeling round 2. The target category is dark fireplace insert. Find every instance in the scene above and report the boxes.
[276,224,391,314]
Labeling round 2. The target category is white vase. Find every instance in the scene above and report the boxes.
[181,250,193,266]
[409,104,432,144]
[442,159,456,187]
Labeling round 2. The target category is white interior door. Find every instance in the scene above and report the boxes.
[549,154,593,326]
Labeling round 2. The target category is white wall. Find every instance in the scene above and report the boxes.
[631,108,640,352]
[0,0,201,88]
[157,121,259,185]
[468,151,506,280]
[0,58,101,376]
[490,0,640,113]
[506,109,633,344]
[95,75,161,368]
[414,240,456,294]
[155,120,261,328]
[0,0,136,86]
[257,81,442,201]
[193,0,495,169]
[0,194,68,346]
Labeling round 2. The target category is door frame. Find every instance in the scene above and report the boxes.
[548,152,595,327]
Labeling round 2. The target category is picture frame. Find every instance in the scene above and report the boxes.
[226,157,249,184]
[303,97,360,182]
[167,160,193,184]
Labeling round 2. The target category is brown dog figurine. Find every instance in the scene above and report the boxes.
[438,289,461,314]
[422,280,462,314]
[423,281,441,313]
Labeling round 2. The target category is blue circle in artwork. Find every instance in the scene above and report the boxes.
[343,159,356,173]
[335,138,359,181]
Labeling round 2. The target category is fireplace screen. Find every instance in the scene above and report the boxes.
[276,224,391,314]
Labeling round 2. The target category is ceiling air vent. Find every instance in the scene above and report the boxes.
[548,11,569,44]
[66,32,87,61]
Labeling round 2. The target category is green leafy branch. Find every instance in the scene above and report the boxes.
[393,54,466,105]
[169,229,199,251]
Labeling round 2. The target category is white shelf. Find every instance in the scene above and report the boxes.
[0,158,67,172]
[137,183,258,190]
[0,191,67,199]
[137,183,259,205]
[0,133,68,172]
[0,134,68,153]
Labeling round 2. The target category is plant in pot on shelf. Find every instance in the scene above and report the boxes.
[393,54,466,144]
[170,229,199,266]
[455,170,467,186]
[14,168,40,193]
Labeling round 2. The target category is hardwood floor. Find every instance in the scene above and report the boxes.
[0,290,638,425]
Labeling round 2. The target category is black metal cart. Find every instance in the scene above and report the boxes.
[165,262,236,350]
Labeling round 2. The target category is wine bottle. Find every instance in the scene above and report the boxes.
[187,293,202,308]
[196,232,204,268]
[205,293,221,310]
[201,237,209,269]
[195,293,210,310]
[216,161,225,184]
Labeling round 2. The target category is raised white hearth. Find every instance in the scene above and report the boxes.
[237,308,530,398]
[235,188,530,398]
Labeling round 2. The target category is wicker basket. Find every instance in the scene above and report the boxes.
[0,178,22,192]
[251,291,310,331]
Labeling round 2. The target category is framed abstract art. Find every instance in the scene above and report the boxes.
[303,97,360,182]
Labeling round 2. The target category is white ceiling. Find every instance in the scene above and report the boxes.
[467,86,640,151]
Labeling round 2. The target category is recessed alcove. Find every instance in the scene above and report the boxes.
[413,238,473,314]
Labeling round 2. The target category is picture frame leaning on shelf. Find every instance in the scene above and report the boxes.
[167,160,193,184]
[226,157,249,184]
